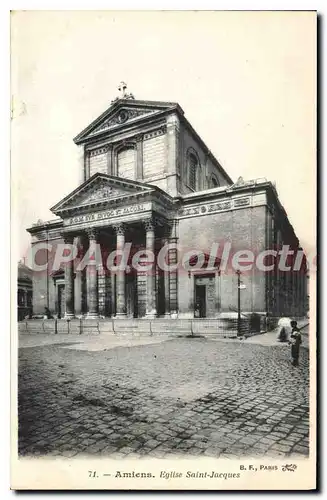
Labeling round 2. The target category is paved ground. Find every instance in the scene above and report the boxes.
[245,329,309,349]
[18,333,310,459]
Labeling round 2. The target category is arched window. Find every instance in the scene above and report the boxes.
[187,150,201,191]
[117,145,136,180]
[211,174,220,188]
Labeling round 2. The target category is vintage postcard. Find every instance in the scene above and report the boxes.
[11,10,317,490]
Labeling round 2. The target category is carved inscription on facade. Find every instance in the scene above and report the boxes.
[234,197,250,207]
[207,201,232,212]
[178,201,232,218]
[65,203,150,226]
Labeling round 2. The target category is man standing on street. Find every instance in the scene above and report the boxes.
[289,320,302,366]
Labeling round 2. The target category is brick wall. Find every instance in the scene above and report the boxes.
[117,147,136,180]
[143,133,166,179]
[146,177,169,192]
[89,149,107,176]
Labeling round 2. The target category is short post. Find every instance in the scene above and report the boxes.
[236,270,241,336]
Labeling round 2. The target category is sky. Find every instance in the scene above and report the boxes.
[11,10,316,261]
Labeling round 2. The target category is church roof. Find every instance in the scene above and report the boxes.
[18,261,33,281]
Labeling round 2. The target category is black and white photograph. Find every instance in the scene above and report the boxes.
[11,10,316,490]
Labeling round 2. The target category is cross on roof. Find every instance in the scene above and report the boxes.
[113,81,135,102]
[118,81,128,98]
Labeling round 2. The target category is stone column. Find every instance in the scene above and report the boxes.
[86,229,99,318]
[74,235,85,316]
[166,115,180,196]
[113,223,127,318]
[162,227,171,317]
[77,145,85,185]
[64,234,75,319]
[168,220,179,318]
[107,144,113,175]
[215,269,221,317]
[136,134,143,180]
[84,150,90,181]
[145,219,157,318]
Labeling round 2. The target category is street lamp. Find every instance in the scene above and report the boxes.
[236,270,247,336]
[236,271,241,335]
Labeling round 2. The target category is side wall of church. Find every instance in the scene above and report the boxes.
[178,123,231,195]
[269,207,308,319]
[177,204,267,318]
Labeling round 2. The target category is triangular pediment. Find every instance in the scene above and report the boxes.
[51,173,153,215]
[74,99,180,144]
[89,107,157,136]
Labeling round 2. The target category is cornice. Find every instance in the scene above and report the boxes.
[178,180,272,205]
[83,119,167,151]
[26,219,64,235]
[58,190,153,218]
[78,112,170,146]
[50,173,152,213]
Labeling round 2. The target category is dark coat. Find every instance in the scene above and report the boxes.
[290,329,302,359]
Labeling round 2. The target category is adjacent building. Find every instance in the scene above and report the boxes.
[17,261,33,321]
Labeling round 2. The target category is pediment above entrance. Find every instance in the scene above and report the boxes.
[50,173,154,216]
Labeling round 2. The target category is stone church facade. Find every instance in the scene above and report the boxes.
[27,84,308,324]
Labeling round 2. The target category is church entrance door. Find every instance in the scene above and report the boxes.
[194,274,216,318]
[195,285,206,318]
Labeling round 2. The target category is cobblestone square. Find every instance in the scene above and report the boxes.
[18,334,310,459]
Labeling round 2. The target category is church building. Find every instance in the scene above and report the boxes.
[27,83,307,326]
